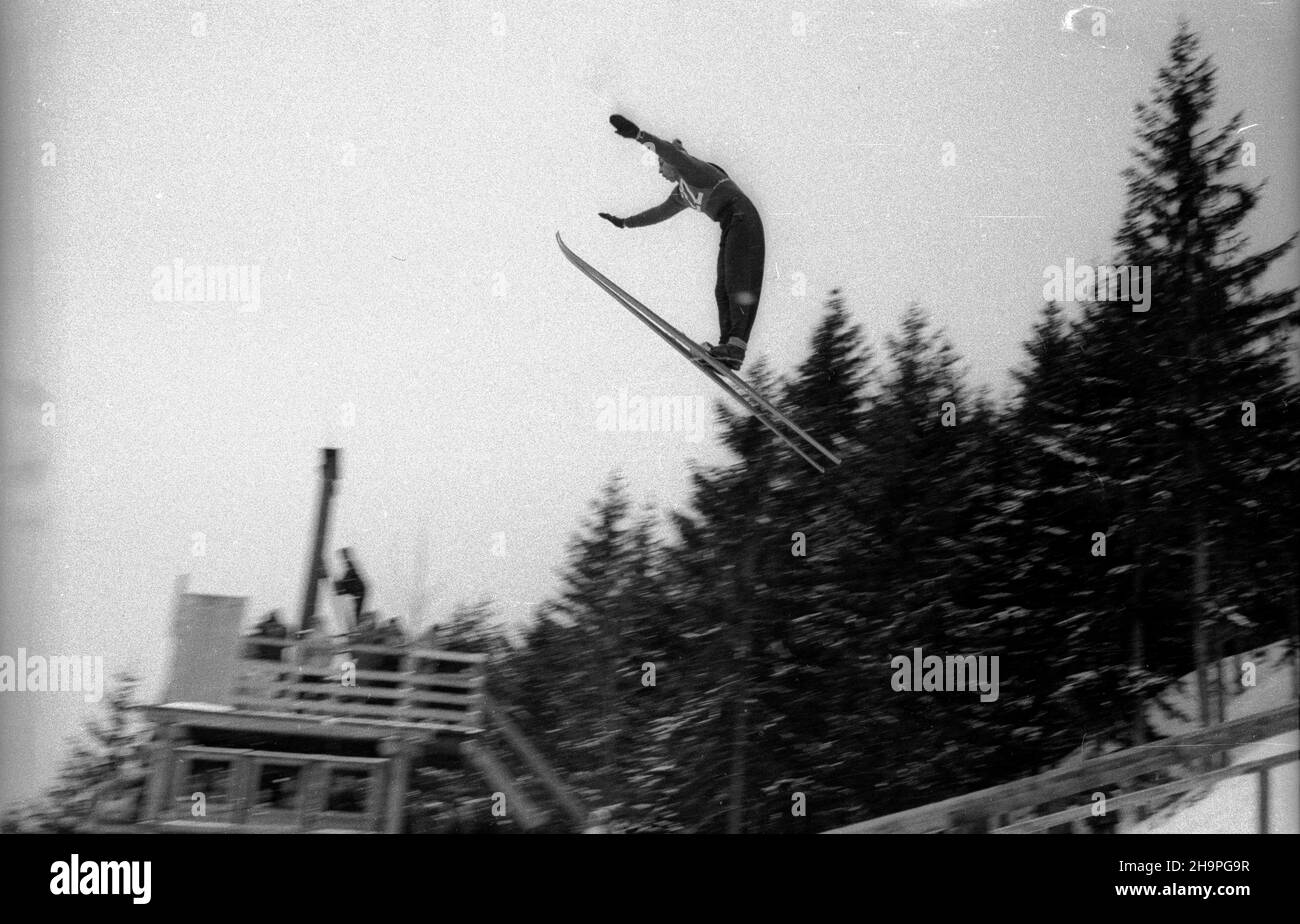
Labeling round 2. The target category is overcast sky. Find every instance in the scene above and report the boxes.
[2,0,1297,806]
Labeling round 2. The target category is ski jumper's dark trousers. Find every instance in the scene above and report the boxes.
[714,194,765,349]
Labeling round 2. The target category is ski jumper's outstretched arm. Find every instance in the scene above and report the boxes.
[602,115,729,229]
[623,193,687,227]
[633,129,726,189]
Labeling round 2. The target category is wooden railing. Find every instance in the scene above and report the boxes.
[825,702,1298,834]
[233,636,487,730]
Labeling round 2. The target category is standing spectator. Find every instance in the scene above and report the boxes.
[245,609,288,661]
[333,548,368,628]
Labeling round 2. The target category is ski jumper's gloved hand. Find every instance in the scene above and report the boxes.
[609,114,640,139]
[598,212,626,228]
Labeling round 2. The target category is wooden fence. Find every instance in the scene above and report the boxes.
[232,636,487,731]
[826,702,1298,834]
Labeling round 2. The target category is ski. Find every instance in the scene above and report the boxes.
[700,346,843,467]
[557,235,827,473]
[557,232,841,473]
[577,265,829,475]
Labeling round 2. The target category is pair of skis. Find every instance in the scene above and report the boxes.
[556,232,841,474]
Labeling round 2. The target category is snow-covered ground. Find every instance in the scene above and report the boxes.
[1122,641,1298,834]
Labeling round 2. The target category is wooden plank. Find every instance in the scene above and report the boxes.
[238,635,486,664]
[994,749,1298,833]
[486,696,589,829]
[141,725,178,824]
[232,682,477,706]
[384,742,412,834]
[336,672,483,691]
[175,745,387,766]
[826,702,1298,834]
[460,740,547,831]
[235,670,483,692]
[404,646,487,664]
[299,685,479,706]
[141,703,462,739]
[231,679,477,702]
[1257,767,1270,834]
[229,695,480,726]
[354,688,480,707]
[342,643,486,664]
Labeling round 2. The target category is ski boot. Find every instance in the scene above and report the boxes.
[705,341,745,371]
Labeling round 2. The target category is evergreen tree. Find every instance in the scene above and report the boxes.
[31,675,149,832]
[1087,21,1297,728]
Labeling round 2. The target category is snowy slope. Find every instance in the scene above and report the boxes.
[1122,641,1298,834]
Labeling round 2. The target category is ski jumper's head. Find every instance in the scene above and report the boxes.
[657,139,687,182]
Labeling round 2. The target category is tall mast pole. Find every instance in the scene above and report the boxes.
[298,448,340,634]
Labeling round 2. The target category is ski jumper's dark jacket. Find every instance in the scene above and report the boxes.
[625,131,765,349]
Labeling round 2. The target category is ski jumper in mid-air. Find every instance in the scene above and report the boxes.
[599,114,765,371]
